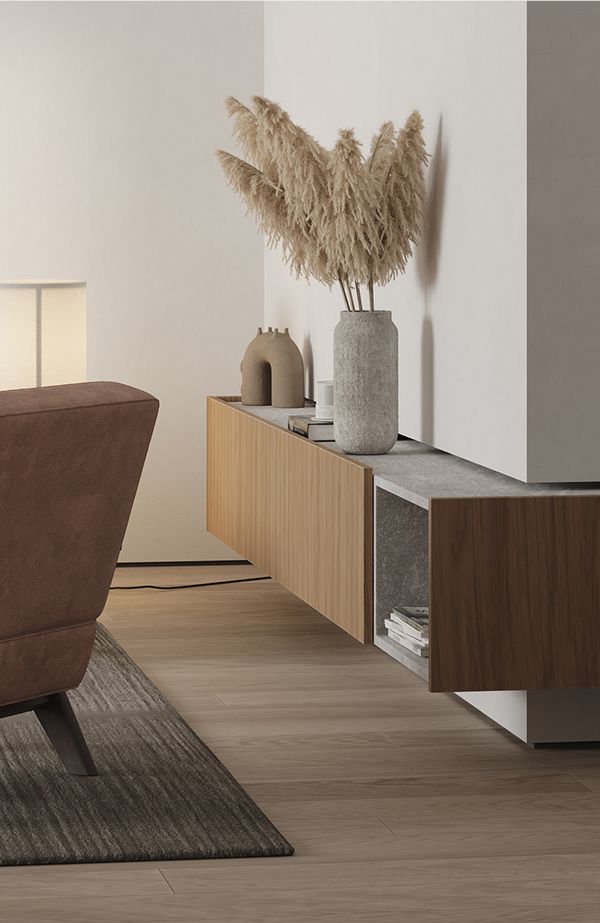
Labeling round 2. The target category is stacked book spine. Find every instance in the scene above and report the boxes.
[288,415,334,442]
[384,606,429,658]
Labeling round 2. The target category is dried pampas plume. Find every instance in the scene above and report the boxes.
[216,97,428,310]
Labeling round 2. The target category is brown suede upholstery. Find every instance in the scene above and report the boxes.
[0,381,158,707]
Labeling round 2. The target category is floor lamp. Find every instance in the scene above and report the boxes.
[0,281,86,389]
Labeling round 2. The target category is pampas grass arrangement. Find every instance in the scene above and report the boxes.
[217,96,427,311]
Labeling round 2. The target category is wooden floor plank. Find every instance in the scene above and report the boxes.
[0,866,170,897]
[161,850,600,894]
[2,886,600,923]
[243,770,587,804]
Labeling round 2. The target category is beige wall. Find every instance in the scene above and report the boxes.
[265,1,529,480]
[0,1,263,560]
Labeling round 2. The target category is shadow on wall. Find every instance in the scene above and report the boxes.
[302,333,314,401]
[416,115,448,446]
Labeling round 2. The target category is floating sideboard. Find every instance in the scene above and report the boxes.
[207,397,600,742]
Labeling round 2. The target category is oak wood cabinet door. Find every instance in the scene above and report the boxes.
[207,397,373,642]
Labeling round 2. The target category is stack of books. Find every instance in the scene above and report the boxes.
[384,606,429,658]
[288,415,334,441]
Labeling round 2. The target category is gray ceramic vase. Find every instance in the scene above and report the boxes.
[333,310,398,455]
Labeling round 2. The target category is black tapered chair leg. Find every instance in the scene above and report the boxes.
[34,692,98,777]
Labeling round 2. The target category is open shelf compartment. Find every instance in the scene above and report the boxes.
[374,484,430,683]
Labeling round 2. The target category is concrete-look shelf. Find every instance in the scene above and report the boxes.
[374,630,429,683]
[231,402,600,509]
[373,486,429,681]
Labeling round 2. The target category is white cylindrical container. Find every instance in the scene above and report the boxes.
[315,380,334,420]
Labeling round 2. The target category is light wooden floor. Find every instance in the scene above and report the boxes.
[2,565,600,921]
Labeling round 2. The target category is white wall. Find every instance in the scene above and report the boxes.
[0,1,263,560]
[265,1,529,480]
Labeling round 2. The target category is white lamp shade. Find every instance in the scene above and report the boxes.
[0,282,86,389]
[0,287,37,389]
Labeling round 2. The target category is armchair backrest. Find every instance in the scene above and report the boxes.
[0,382,158,644]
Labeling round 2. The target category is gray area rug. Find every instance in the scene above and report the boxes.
[0,626,293,865]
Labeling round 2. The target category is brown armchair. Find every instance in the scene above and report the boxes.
[0,381,158,775]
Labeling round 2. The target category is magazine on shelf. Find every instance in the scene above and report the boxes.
[384,620,430,657]
[390,606,429,639]
[384,619,428,646]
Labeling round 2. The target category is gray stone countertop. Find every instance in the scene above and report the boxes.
[230,401,600,508]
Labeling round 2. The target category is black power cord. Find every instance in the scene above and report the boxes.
[109,576,272,591]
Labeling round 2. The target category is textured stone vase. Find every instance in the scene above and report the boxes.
[333,310,398,455]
